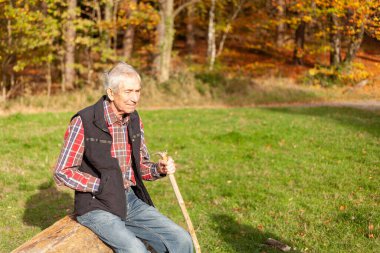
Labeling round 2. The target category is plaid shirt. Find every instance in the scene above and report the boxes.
[54,100,160,193]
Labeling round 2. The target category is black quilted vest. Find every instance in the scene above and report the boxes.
[73,96,153,220]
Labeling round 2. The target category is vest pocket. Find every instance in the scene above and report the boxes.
[93,170,125,212]
[95,175,110,196]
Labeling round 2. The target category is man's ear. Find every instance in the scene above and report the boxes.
[106,88,114,101]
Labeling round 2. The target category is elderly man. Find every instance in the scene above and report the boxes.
[54,62,193,253]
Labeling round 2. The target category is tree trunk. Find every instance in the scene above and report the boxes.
[1,84,5,102]
[1,61,7,102]
[155,0,199,82]
[112,0,119,53]
[123,0,137,59]
[60,54,65,92]
[46,59,52,107]
[217,0,245,57]
[344,20,366,63]
[156,0,174,83]
[2,2,13,102]
[207,0,216,71]
[329,13,341,66]
[85,46,94,87]
[293,21,306,65]
[105,0,113,49]
[63,0,77,91]
[276,0,286,47]
[186,5,195,54]
[95,0,102,34]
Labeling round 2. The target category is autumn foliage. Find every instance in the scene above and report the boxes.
[0,0,379,100]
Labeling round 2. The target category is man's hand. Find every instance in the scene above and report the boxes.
[158,156,176,175]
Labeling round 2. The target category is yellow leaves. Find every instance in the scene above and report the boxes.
[13,62,27,72]
[308,67,335,77]
[302,15,312,23]
[308,68,317,76]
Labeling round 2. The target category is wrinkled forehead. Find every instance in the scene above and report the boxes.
[115,75,141,90]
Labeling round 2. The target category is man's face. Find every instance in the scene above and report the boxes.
[107,76,141,116]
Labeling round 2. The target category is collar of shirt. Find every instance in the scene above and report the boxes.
[103,99,129,126]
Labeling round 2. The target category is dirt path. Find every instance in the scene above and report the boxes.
[142,100,380,111]
[1,100,379,116]
[255,100,380,110]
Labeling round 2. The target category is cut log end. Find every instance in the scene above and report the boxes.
[12,216,112,253]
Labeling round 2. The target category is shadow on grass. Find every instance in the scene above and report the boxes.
[264,106,380,138]
[211,214,300,253]
[23,181,73,229]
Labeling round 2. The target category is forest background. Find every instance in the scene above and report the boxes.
[1,0,380,113]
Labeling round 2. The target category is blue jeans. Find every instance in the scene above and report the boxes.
[76,189,194,253]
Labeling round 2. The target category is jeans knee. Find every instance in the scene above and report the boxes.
[174,229,194,252]
[114,237,148,253]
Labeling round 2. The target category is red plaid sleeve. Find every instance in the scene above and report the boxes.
[53,116,100,192]
[139,118,161,181]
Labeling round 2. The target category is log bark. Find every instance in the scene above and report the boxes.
[12,216,112,253]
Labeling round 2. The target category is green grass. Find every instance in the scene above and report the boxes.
[0,107,379,252]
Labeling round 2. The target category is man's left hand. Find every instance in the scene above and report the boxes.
[158,156,176,175]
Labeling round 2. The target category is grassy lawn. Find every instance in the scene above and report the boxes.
[0,106,379,252]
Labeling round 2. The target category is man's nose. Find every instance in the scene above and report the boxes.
[130,92,138,102]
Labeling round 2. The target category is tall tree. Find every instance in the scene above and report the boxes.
[64,0,77,91]
[287,0,314,65]
[217,0,246,57]
[155,0,199,83]
[344,0,371,63]
[366,1,380,41]
[276,0,286,47]
[0,0,61,100]
[186,5,196,54]
[207,0,216,70]
[293,20,306,65]
[329,8,342,66]
[122,0,137,59]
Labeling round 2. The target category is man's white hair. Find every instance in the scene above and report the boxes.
[104,62,141,92]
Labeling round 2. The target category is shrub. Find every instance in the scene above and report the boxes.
[304,63,372,87]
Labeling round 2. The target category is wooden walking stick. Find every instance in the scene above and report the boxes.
[157,152,201,253]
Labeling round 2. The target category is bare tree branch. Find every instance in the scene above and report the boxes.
[173,0,200,18]
[217,0,246,56]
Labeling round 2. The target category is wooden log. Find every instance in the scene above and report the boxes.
[12,216,112,253]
